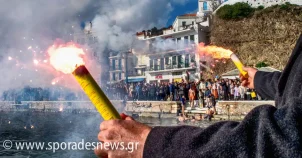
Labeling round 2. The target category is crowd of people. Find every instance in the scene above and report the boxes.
[104,77,262,105]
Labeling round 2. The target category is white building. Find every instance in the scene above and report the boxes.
[216,0,302,9]
[108,51,140,84]
[134,3,214,84]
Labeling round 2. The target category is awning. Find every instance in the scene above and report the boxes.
[173,78,183,82]
[126,78,145,83]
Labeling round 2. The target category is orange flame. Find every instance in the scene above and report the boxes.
[47,43,85,74]
[197,43,233,59]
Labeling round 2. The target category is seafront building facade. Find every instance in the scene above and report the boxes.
[106,0,302,84]
[133,12,211,84]
[108,51,138,83]
[118,0,219,84]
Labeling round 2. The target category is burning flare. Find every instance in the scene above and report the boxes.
[197,43,233,59]
[47,43,85,74]
[197,43,248,78]
[47,42,121,120]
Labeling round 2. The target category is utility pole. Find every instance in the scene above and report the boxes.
[125,51,129,84]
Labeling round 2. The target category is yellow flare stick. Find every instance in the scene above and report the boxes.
[230,53,248,78]
[72,65,121,120]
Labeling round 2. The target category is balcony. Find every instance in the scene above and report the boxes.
[127,72,145,77]
[109,66,122,71]
[147,62,195,72]
[178,24,194,31]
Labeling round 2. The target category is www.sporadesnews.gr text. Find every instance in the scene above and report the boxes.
[2,139,139,153]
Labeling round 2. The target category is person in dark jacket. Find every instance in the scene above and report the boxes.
[220,79,229,100]
[169,82,175,101]
[95,35,302,158]
[149,84,156,101]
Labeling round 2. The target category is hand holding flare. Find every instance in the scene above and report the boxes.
[48,43,120,120]
[230,53,248,78]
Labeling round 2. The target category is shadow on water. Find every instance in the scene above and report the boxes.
[0,111,216,157]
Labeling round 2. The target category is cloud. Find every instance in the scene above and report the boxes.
[0,0,99,92]
[92,0,174,52]
[0,0,178,93]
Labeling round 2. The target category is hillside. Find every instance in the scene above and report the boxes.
[210,5,302,76]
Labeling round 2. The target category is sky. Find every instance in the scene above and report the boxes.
[0,0,199,94]
[79,0,198,28]
[167,0,198,26]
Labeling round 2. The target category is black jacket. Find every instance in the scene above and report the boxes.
[143,34,302,158]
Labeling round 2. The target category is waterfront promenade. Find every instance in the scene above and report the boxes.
[0,100,275,120]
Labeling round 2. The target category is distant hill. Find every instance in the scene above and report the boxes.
[210,4,302,76]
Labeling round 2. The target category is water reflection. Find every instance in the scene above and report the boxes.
[0,112,216,157]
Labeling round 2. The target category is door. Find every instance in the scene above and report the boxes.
[203,1,208,11]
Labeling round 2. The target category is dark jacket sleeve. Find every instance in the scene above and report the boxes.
[254,71,281,100]
[143,103,302,158]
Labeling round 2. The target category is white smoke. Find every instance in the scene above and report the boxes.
[0,0,191,95]
[91,0,174,53]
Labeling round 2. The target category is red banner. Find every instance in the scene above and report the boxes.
[155,74,163,79]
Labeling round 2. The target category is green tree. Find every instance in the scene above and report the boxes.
[216,2,254,20]
[256,61,268,68]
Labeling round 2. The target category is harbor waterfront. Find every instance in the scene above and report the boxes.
[0,100,275,157]
[0,106,215,157]
[0,100,275,120]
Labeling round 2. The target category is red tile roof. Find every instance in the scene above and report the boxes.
[179,13,197,17]
[136,32,144,36]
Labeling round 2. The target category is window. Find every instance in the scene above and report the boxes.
[190,35,194,42]
[154,59,159,71]
[203,1,208,10]
[172,56,177,65]
[150,59,153,68]
[112,73,116,81]
[191,54,196,62]
[177,55,183,68]
[165,57,170,64]
[192,21,194,25]
[160,58,164,70]
[112,59,116,70]
[118,59,122,70]
[184,36,189,44]
[182,21,186,27]
[119,73,122,80]
[185,54,190,67]
[115,59,119,70]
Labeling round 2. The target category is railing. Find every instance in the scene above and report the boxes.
[147,62,195,71]
[179,24,194,31]
[109,66,122,71]
[127,72,145,77]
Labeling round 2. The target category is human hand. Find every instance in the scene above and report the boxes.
[240,67,257,89]
[94,114,152,158]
